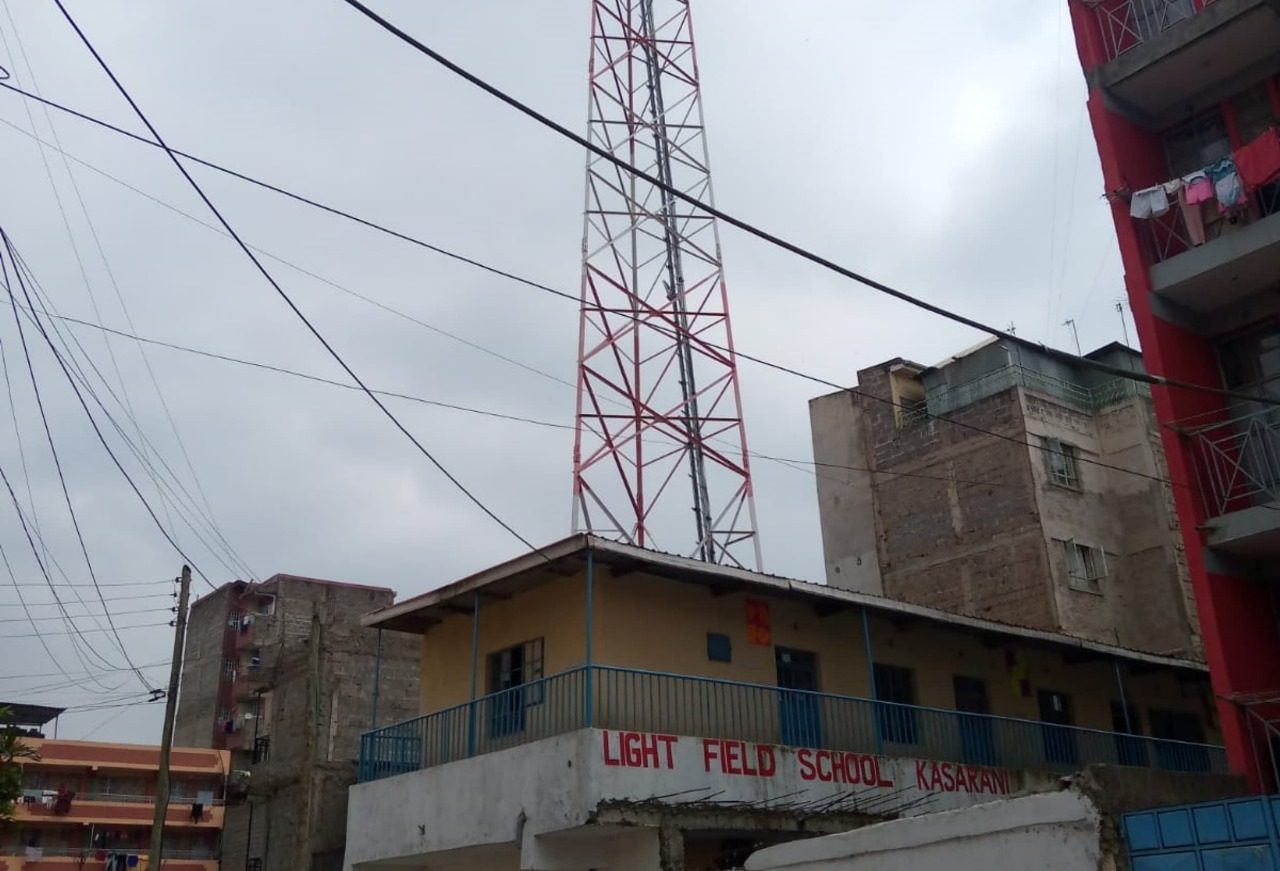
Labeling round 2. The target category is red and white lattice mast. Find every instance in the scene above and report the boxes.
[571,0,761,569]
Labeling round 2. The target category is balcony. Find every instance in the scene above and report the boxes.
[357,666,1227,784]
[1086,0,1280,125]
[1183,407,1280,556]
[1142,183,1280,313]
[0,850,219,870]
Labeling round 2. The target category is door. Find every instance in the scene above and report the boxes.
[1110,701,1148,767]
[488,645,527,738]
[1149,709,1209,772]
[953,676,997,766]
[1038,690,1078,767]
[776,648,821,748]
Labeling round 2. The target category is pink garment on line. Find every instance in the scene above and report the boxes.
[1178,186,1206,247]
[1183,176,1214,205]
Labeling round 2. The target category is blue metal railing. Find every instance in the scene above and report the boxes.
[358,666,1227,783]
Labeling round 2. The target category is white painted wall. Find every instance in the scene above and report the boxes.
[344,729,1062,870]
[743,791,1103,871]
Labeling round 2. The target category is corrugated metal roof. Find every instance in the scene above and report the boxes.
[365,535,1207,674]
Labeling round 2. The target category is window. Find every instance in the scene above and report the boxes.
[1062,540,1107,593]
[873,663,918,745]
[247,860,263,871]
[1044,438,1079,488]
[1163,110,1232,179]
[487,638,544,738]
[221,657,236,680]
[706,633,732,663]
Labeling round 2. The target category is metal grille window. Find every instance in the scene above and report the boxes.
[1044,438,1080,488]
[1063,540,1107,592]
[487,638,545,738]
[873,663,919,745]
[1163,110,1232,179]
[221,657,236,680]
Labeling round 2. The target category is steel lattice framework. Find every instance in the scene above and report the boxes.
[571,0,761,569]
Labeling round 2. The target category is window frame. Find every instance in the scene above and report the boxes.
[1043,437,1081,489]
[1062,539,1107,593]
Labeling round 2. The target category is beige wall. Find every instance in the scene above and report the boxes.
[417,569,1217,743]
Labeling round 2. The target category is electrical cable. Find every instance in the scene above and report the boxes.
[336,0,1280,412]
[0,122,1029,494]
[52,0,540,555]
[0,244,152,689]
[0,6,242,566]
[0,65,1193,492]
[0,469,115,690]
[4,619,172,640]
[0,606,173,624]
[0,230,220,590]
[7,247,258,581]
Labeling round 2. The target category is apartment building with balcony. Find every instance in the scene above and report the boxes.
[1067,0,1280,789]
[809,339,1201,660]
[0,737,226,870]
[344,535,1235,871]
[174,574,419,871]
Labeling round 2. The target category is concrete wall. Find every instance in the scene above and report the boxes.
[174,577,418,871]
[342,728,1061,871]
[414,568,1217,742]
[809,389,883,594]
[743,791,1103,871]
[809,354,1200,660]
[175,584,238,748]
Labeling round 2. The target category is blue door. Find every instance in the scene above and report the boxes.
[954,676,997,766]
[776,648,821,747]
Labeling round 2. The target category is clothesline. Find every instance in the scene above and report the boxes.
[1126,126,1280,248]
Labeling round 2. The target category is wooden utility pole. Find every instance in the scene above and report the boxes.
[149,564,191,866]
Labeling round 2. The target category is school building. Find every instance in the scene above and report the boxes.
[341,534,1235,871]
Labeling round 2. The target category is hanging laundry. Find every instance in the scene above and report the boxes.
[1177,185,1207,246]
[1182,170,1214,205]
[1233,127,1280,192]
[1206,158,1247,212]
[1129,184,1170,219]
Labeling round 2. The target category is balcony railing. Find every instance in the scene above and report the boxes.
[1091,0,1206,62]
[899,363,1147,428]
[357,666,1227,784]
[1140,182,1280,266]
[1184,408,1280,516]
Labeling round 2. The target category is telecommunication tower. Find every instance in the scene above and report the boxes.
[570,0,761,569]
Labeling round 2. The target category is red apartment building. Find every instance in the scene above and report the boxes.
[1067,0,1280,789]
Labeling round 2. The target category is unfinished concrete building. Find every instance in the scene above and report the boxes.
[810,340,1201,659]
[175,574,420,871]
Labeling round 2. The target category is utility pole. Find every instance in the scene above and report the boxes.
[149,564,191,866]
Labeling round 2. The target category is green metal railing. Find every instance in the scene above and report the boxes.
[358,666,1226,784]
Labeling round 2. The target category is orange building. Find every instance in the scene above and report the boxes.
[1,737,227,870]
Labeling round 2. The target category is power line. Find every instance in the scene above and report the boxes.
[3,578,173,588]
[0,123,1020,495]
[0,72,1184,492]
[0,243,152,690]
[0,605,173,624]
[5,619,172,640]
[0,590,174,606]
[337,0,1279,413]
[52,0,539,556]
[8,249,258,581]
[0,230,220,590]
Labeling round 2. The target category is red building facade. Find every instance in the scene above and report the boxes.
[1067,0,1280,790]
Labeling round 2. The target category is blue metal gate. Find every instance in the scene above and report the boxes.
[1125,797,1280,870]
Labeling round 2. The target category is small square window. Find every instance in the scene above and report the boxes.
[706,633,732,663]
[1044,438,1080,489]
[1063,540,1106,593]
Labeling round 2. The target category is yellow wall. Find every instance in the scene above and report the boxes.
[416,567,1217,743]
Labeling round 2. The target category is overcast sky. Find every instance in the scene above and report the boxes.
[0,1,1130,743]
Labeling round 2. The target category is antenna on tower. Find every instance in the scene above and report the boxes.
[571,0,761,569]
